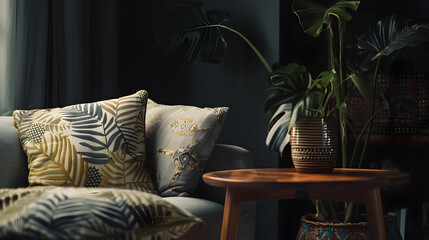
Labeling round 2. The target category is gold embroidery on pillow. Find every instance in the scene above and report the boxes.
[155,143,205,187]
[154,148,174,156]
[170,118,198,136]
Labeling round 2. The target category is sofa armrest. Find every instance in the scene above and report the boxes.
[194,144,256,240]
[0,116,28,189]
[194,144,254,204]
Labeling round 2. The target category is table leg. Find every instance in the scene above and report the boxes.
[364,188,387,240]
[221,187,241,240]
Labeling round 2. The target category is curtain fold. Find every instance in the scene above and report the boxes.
[0,0,119,116]
[0,0,17,115]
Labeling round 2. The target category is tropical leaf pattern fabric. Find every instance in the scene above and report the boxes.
[13,90,156,193]
[145,99,228,197]
[0,187,202,240]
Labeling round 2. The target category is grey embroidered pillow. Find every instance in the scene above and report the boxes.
[13,90,156,193]
[146,99,228,197]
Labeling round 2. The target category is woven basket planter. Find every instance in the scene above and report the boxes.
[296,214,402,240]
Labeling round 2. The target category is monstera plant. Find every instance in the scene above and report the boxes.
[278,2,429,224]
[157,0,429,225]
[265,0,366,167]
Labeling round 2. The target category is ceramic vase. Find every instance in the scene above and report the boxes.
[290,116,339,173]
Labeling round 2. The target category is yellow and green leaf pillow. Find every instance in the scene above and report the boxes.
[13,90,156,193]
[0,187,201,239]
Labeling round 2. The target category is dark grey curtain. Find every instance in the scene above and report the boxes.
[47,0,119,107]
[0,0,119,115]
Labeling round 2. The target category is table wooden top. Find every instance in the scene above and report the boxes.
[203,168,410,191]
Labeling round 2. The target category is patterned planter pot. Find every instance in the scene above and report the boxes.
[290,116,339,173]
[296,214,402,240]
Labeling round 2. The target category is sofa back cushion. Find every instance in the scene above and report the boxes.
[0,117,28,188]
[12,90,156,193]
[146,99,228,197]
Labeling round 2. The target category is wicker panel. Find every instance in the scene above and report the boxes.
[348,58,429,136]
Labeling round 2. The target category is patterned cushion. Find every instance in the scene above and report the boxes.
[146,99,228,197]
[0,187,201,239]
[13,90,156,193]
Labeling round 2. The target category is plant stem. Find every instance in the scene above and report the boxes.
[321,77,350,114]
[328,24,347,169]
[344,202,354,223]
[338,20,346,100]
[358,57,382,168]
[218,25,273,73]
[315,200,320,219]
[346,114,358,139]
[329,201,339,222]
[338,21,348,169]
[351,107,385,168]
[187,24,273,73]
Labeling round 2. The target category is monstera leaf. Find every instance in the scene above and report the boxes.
[292,0,360,38]
[288,89,325,129]
[350,74,372,103]
[310,70,334,89]
[265,63,326,155]
[264,63,312,117]
[156,2,229,64]
[358,15,429,60]
[265,103,293,155]
[266,89,324,156]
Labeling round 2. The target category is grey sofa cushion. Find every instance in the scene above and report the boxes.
[164,196,256,240]
[0,116,28,188]
[163,197,223,240]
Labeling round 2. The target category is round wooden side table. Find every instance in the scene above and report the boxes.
[203,168,410,240]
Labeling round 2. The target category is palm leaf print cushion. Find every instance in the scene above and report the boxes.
[145,99,229,197]
[0,187,201,239]
[13,90,156,193]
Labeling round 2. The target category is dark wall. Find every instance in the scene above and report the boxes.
[117,0,280,239]
[192,1,280,239]
[117,1,192,104]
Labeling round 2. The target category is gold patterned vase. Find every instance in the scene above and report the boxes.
[290,116,339,173]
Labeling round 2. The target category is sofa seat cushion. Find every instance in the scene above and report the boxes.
[162,197,223,240]
[0,187,201,240]
[13,90,156,193]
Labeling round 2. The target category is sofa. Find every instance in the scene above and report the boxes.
[0,112,255,239]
